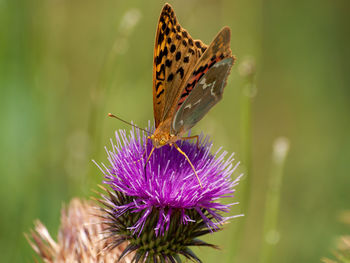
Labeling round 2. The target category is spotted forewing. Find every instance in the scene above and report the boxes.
[152,4,207,128]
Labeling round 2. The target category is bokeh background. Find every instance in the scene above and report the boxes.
[1,0,349,262]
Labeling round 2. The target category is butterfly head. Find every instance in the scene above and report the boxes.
[150,132,177,148]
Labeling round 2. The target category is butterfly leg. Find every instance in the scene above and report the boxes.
[181,135,199,149]
[144,146,156,178]
[173,143,203,189]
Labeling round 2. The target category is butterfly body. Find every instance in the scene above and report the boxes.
[147,3,235,187]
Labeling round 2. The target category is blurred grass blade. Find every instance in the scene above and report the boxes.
[230,57,256,262]
[239,57,257,212]
[260,137,290,263]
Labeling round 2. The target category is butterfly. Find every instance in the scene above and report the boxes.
[145,3,235,188]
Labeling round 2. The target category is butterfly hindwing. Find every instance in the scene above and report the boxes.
[175,27,232,110]
[171,27,234,134]
[172,57,234,134]
[152,4,208,128]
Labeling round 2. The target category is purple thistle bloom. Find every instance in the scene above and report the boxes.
[95,124,242,262]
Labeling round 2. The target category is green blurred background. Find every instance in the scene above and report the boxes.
[1,0,349,262]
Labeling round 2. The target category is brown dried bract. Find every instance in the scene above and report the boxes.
[26,198,133,263]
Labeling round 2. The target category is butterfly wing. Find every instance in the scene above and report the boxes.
[171,27,235,134]
[153,4,208,128]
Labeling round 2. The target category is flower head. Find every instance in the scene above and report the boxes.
[96,125,242,262]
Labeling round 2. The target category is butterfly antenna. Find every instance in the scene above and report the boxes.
[108,113,151,135]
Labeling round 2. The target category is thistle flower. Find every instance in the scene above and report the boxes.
[26,198,132,262]
[96,125,242,262]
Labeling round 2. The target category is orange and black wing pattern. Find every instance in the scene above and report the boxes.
[152,4,208,127]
